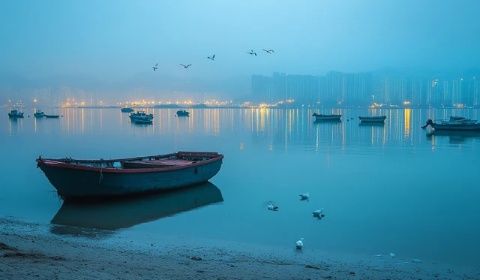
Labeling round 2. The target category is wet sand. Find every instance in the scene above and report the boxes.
[0,218,478,280]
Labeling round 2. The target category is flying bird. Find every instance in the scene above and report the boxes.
[296,238,304,250]
[263,49,275,54]
[299,193,310,201]
[207,54,216,61]
[247,49,257,56]
[152,63,159,71]
[180,64,192,69]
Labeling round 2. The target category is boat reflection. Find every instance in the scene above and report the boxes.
[50,182,223,237]
[427,130,480,144]
[358,122,385,127]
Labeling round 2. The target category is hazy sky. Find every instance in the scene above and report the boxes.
[1,0,479,100]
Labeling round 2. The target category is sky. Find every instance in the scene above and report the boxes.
[0,0,479,101]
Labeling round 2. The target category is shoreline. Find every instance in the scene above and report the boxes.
[1,218,479,279]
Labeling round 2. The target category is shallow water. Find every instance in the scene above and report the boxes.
[1,107,479,267]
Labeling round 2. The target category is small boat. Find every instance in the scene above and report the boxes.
[121,107,134,113]
[129,111,153,124]
[359,116,387,123]
[176,110,190,117]
[45,114,60,118]
[34,110,45,118]
[36,151,224,200]
[8,109,24,118]
[422,119,480,131]
[312,113,341,122]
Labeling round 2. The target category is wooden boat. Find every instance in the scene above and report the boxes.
[359,116,386,123]
[50,182,223,234]
[129,111,153,124]
[312,113,341,122]
[45,114,60,118]
[422,119,480,131]
[121,107,134,113]
[8,109,24,118]
[176,110,190,117]
[34,110,45,118]
[36,151,223,200]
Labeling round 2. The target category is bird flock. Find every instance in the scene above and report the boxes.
[151,48,275,71]
[267,192,325,251]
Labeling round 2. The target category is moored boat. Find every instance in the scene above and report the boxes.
[34,110,45,118]
[176,110,190,117]
[312,113,341,122]
[121,107,134,113]
[129,111,153,124]
[36,151,224,200]
[422,119,480,131]
[45,114,60,118]
[359,116,386,123]
[8,109,24,118]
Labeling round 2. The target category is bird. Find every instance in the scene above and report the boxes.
[247,49,257,56]
[295,238,304,250]
[262,49,274,54]
[180,64,192,69]
[267,202,279,211]
[207,54,215,61]
[152,63,159,71]
[312,209,325,219]
[299,193,310,201]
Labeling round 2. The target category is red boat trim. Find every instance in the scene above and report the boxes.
[37,153,223,174]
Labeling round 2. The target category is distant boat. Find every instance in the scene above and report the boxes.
[129,111,153,124]
[45,114,60,118]
[36,152,224,200]
[176,110,190,117]
[121,107,134,113]
[312,113,341,122]
[8,109,24,118]
[50,182,223,234]
[422,118,480,131]
[359,116,386,123]
[34,110,45,118]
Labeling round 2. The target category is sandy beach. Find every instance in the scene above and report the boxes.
[0,218,478,280]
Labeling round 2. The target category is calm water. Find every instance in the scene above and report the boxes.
[1,107,479,266]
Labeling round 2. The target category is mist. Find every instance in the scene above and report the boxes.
[1,0,479,102]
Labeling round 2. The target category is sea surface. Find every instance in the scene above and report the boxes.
[1,107,479,267]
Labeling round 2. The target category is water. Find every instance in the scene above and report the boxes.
[1,107,480,267]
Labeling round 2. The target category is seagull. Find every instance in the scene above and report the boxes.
[262,49,274,54]
[180,64,192,69]
[267,202,279,211]
[152,63,159,71]
[247,49,257,56]
[299,193,310,201]
[207,54,215,61]
[296,238,304,250]
[312,209,325,219]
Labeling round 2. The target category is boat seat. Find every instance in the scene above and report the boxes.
[122,159,194,169]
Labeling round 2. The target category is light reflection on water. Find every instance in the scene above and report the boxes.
[0,107,479,266]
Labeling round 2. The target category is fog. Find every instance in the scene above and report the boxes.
[1,0,479,102]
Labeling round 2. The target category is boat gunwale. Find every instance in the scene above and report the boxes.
[37,152,223,174]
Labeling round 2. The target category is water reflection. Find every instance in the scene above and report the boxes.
[427,130,480,144]
[50,182,223,237]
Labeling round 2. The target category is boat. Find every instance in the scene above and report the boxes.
[422,119,480,131]
[34,110,45,118]
[312,113,341,122]
[121,107,134,113]
[50,182,223,236]
[45,114,60,118]
[176,110,190,117]
[359,116,386,123]
[36,151,224,200]
[8,109,24,118]
[129,111,153,124]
